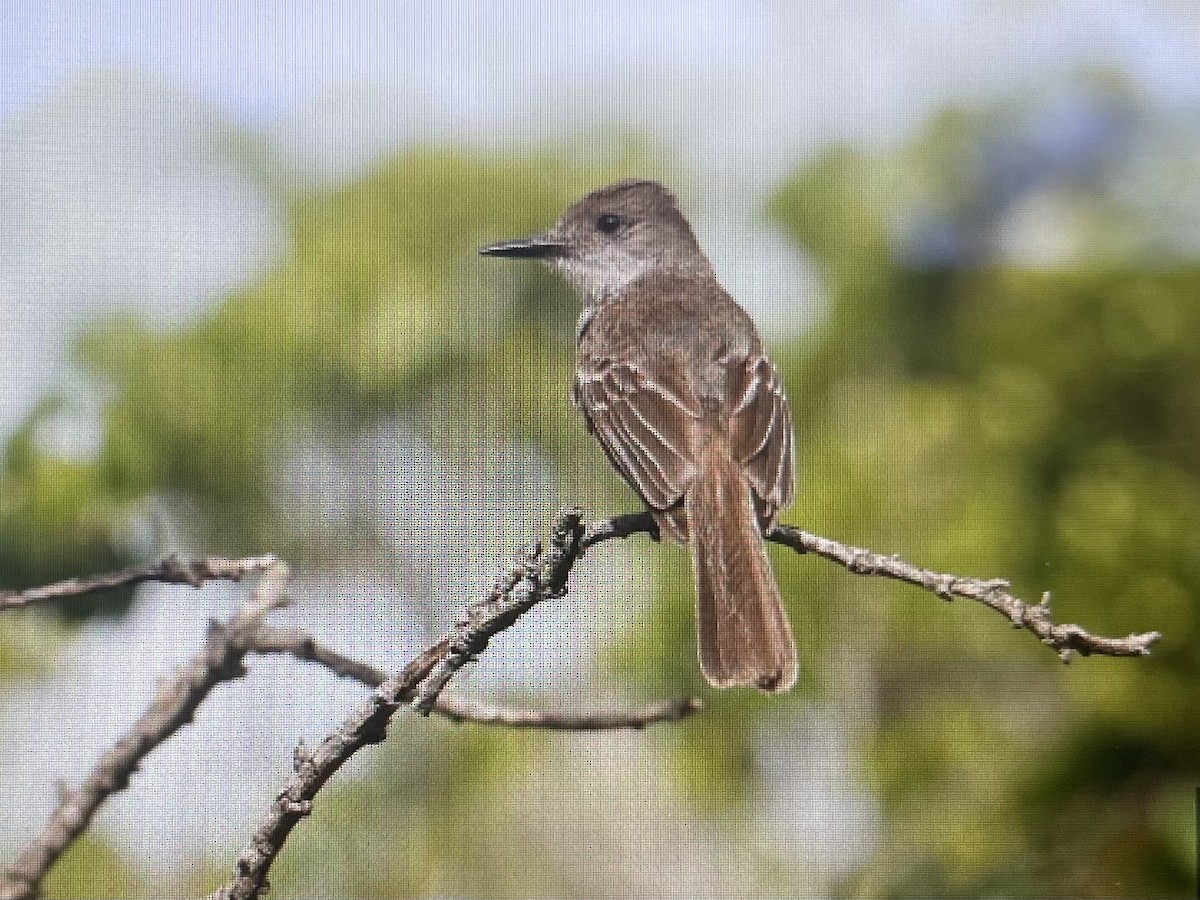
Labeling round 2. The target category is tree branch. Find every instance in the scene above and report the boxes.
[0,555,283,611]
[765,523,1162,661]
[409,510,589,715]
[1,539,698,900]
[213,508,594,900]
[0,558,291,900]
[431,694,700,729]
[2,507,1160,900]
[246,624,701,729]
[578,510,1161,662]
[213,505,1162,900]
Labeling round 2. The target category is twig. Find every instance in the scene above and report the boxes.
[214,506,1162,900]
[213,508,593,900]
[0,549,698,900]
[2,508,1160,900]
[211,639,442,900]
[431,695,701,729]
[765,524,1162,661]
[578,510,1161,662]
[0,555,282,611]
[246,624,701,729]
[410,509,588,715]
[0,559,291,900]
[580,510,661,548]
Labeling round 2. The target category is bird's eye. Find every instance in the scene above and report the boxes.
[596,213,624,234]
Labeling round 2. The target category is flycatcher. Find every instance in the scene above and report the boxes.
[481,179,797,692]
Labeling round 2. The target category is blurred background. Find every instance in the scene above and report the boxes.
[1,1,1199,896]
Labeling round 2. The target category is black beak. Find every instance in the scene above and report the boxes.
[478,235,564,259]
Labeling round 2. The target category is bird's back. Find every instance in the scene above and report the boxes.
[579,272,762,417]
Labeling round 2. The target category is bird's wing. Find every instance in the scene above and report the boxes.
[574,358,701,511]
[726,355,795,514]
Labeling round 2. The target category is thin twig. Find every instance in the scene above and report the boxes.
[0,559,291,900]
[766,524,1162,661]
[579,510,1161,662]
[431,695,701,729]
[246,623,701,729]
[410,510,587,715]
[0,555,282,611]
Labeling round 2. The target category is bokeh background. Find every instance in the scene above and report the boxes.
[2,2,1199,897]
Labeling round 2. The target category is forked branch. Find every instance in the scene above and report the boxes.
[0,558,291,900]
[0,508,1160,900]
[213,508,1159,899]
[0,536,697,900]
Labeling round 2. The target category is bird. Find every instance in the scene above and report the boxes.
[480,179,797,692]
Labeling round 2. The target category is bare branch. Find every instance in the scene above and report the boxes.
[1,543,698,900]
[580,510,662,548]
[246,626,386,688]
[431,695,701,729]
[213,508,593,900]
[214,506,1162,900]
[578,510,1162,659]
[576,510,1161,662]
[212,645,441,900]
[410,509,587,715]
[0,559,291,900]
[0,555,283,612]
[246,624,701,729]
[766,524,1162,661]
[3,506,1160,900]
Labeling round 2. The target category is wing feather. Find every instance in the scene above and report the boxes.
[576,346,793,524]
[727,356,795,517]
[575,362,699,511]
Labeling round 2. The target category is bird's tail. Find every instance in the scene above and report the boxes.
[685,444,798,692]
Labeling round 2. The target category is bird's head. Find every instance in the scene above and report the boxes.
[480,179,711,302]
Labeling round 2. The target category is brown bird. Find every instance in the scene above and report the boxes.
[481,179,797,691]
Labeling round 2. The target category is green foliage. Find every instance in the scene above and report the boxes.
[41,834,148,899]
[71,151,621,551]
[766,130,1200,894]
[7,147,655,894]
[0,400,137,620]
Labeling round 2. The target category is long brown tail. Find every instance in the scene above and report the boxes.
[685,445,798,692]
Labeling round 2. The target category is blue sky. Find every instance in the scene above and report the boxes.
[3,0,1198,127]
